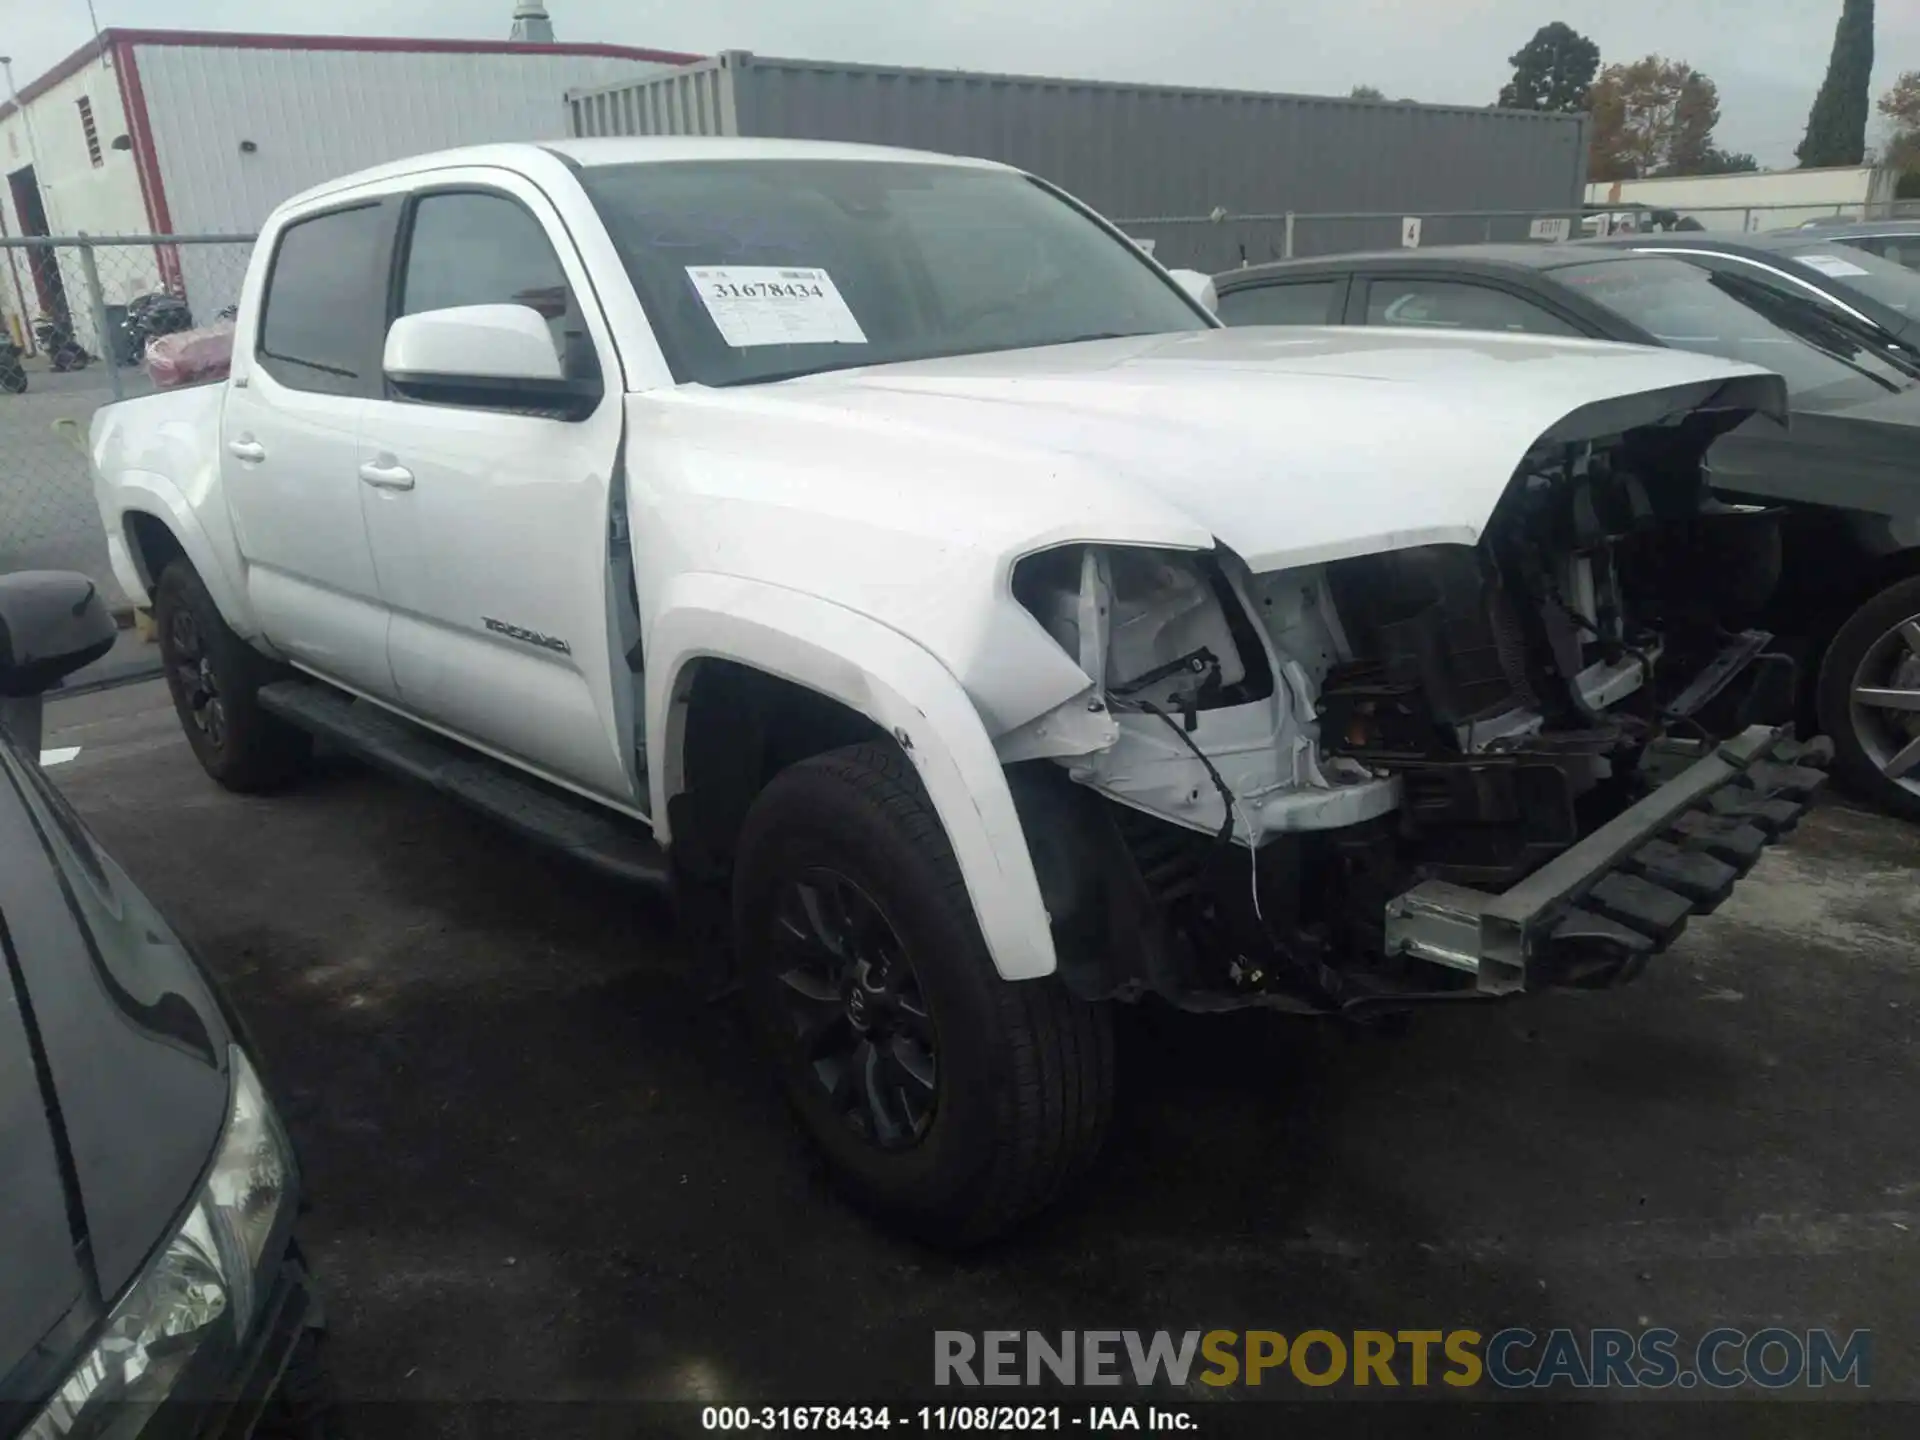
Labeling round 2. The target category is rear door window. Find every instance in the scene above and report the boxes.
[1361,278,1580,336]
[1216,280,1342,326]
[257,203,388,396]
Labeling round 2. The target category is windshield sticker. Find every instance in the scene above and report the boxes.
[686,266,867,348]
[1797,253,1871,278]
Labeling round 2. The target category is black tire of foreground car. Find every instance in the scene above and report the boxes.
[1817,573,1920,823]
[733,742,1113,1247]
[154,560,312,792]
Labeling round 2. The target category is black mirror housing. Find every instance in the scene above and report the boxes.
[0,571,118,698]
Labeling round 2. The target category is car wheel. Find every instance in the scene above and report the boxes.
[154,560,311,792]
[733,741,1113,1247]
[0,366,25,394]
[1817,575,1920,822]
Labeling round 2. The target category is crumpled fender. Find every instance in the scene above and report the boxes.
[647,572,1057,982]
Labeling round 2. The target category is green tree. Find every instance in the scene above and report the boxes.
[1797,0,1875,167]
[1348,85,1386,100]
[1698,148,1761,173]
[1588,57,1726,180]
[1497,22,1601,112]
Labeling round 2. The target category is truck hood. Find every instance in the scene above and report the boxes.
[704,327,1785,570]
[639,328,1784,737]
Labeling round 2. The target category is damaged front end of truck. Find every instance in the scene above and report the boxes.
[1000,374,1831,1015]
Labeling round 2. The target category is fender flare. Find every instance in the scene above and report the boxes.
[110,471,262,640]
[647,573,1058,982]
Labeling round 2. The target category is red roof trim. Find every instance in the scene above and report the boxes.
[0,31,113,124]
[112,38,182,289]
[0,27,699,122]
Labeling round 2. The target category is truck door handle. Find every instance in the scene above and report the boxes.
[227,438,266,463]
[358,459,415,491]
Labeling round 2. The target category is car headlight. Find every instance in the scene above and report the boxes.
[24,1045,292,1440]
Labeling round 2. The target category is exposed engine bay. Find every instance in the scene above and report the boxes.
[1004,412,1827,1016]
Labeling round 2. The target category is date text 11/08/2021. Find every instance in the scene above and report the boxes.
[702,1409,1189,1432]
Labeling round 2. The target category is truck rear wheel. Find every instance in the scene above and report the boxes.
[154,560,311,792]
[732,742,1113,1247]
[1817,575,1920,823]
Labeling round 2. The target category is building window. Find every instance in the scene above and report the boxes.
[76,97,102,168]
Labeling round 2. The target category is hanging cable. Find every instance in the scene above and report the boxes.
[1123,697,1265,924]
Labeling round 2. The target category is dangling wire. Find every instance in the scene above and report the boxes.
[1122,697,1265,924]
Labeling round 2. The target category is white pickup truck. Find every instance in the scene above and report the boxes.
[94,138,1828,1244]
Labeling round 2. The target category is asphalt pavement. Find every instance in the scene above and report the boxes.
[0,362,152,604]
[41,680,1920,1434]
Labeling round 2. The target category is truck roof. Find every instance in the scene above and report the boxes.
[276,137,1011,216]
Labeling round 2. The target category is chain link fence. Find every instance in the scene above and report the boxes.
[0,235,254,609]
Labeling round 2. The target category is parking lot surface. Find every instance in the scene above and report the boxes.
[43,679,1920,1428]
[0,364,157,600]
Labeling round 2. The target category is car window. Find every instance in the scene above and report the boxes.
[1839,237,1893,260]
[257,203,387,395]
[1554,256,1910,405]
[578,159,1209,387]
[1772,241,1920,318]
[1216,280,1340,326]
[397,190,597,381]
[1362,279,1579,336]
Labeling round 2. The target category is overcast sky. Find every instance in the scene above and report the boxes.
[5,1,1918,168]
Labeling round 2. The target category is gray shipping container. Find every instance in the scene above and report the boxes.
[566,51,1590,270]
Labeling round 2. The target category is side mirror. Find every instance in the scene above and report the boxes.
[1167,268,1219,317]
[0,571,117,758]
[384,304,600,416]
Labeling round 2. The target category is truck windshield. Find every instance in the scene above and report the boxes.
[577,159,1211,387]
[1554,256,1913,406]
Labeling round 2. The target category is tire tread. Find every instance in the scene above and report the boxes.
[739,741,1112,1245]
[154,561,310,793]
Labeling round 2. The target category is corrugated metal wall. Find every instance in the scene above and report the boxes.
[135,43,682,238]
[570,62,738,138]
[569,53,1588,223]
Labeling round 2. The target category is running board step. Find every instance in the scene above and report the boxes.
[257,680,668,890]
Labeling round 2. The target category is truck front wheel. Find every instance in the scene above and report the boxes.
[154,560,311,792]
[732,742,1113,1247]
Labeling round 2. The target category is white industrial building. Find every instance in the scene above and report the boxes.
[0,5,693,351]
[1584,164,1901,232]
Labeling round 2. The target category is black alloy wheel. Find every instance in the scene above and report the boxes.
[152,560,310,791]
[163,602,230,751]
[767,868,938,1150]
